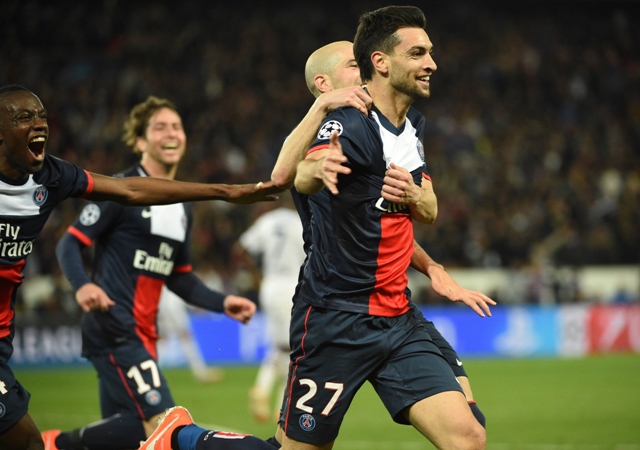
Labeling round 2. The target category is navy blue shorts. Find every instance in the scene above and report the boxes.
[282,301,462,445]
[0,337,30,434]
[410,304,468,378]
[87,341,174,420]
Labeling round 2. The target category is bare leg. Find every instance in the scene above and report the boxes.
[143,412,164,438]
[406,391,486,450]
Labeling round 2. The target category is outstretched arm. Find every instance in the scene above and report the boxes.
[272,86,371,189]
[410,241,496,317]
[86,173,282,206]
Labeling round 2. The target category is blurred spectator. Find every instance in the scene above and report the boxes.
[2,0,638,308]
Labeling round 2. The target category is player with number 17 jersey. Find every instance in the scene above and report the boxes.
[297,104,431,317]
[57,163,196,359]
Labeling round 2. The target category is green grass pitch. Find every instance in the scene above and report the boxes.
[16,354,640,449]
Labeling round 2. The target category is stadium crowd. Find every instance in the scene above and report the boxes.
[2,0,638,308]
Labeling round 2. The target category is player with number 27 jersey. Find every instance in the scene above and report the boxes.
[298,104,431,317]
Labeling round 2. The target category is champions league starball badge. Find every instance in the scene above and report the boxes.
[317,120,344,140]
[79,203,101,226]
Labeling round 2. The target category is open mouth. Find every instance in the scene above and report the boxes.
[28,136,46,159]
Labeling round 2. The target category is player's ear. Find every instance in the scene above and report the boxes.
[135,136,147,154]
[371,51,388,76]
[315,74,332,94]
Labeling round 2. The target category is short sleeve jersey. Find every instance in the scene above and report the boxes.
[64,164,193,357]
[297,105,430,317]
[0,155,92,340]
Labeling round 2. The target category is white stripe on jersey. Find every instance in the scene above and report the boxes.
[149,203,187,242]
[371,111,424,172]
[0,176,42,216]
[133,167,187,242]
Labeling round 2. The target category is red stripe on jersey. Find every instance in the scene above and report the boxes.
[369,214,412,316]
[109,353,145,418]
[132,275,163,359]
[66,226,93,246]
[306,144,330,157]
[0,261,25,338]
[422,172,432,182]
[81,170,94,197]
[283,304,313,435]
[172,264,192,274]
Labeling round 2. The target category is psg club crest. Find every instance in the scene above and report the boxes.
[416,140,425,162]
[317,120,343,140]
[299,413,316,431]
[33,186,48,206]
[0,402,5,418]
[145,389,162,406]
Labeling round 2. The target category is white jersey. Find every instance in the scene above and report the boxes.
[239,207,305,348]
[239,207,305,282]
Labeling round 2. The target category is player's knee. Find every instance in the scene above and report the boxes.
[460,421,486,450]
[445,415,485,450]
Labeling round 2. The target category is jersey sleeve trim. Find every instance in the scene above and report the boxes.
[422,172,432,182]
[81,170,94,197]
[66,226,93,247]
[173,264,192,274]
[307,144,330,157]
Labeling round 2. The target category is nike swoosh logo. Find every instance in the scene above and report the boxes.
[141,209,153,219]
[456,359,463,366]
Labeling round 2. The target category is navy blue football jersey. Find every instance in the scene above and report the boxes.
[297,105,430,317]
[62,164,193,358]
[0,155,92,340]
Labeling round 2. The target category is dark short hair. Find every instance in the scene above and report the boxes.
[354,6,427,82]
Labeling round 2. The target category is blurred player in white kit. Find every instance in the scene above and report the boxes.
[234,193,305,423]
[157,286,224,383]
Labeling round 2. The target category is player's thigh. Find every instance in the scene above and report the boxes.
[0,412,42,450]
[407,391,486,450]
[457,375,475,402]
[412,306,469,378]
[89,343,175,420]
[372,312,464,424]
[283,303,386,445]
